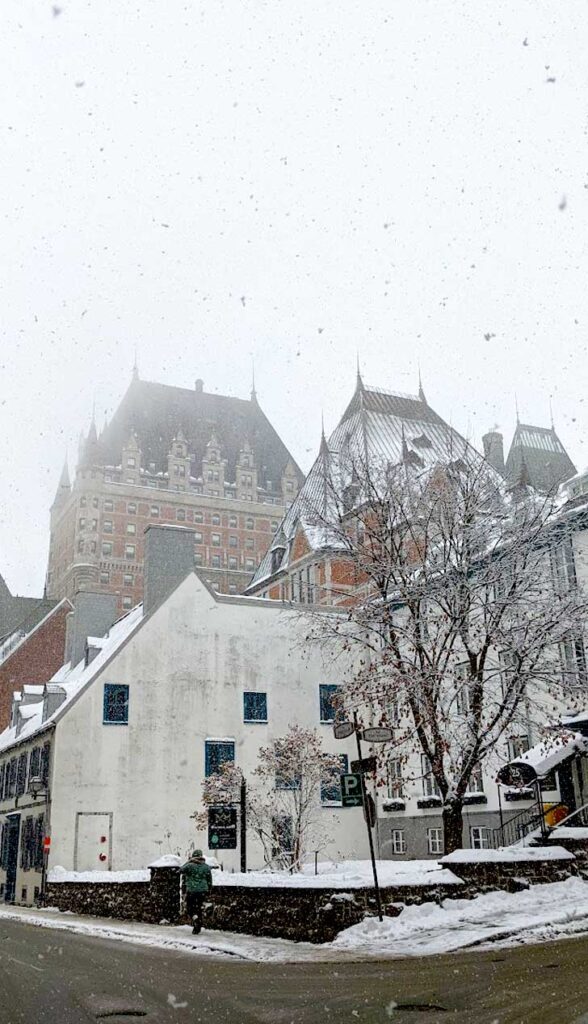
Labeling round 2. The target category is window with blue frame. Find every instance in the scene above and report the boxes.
[205,740,235,777]
[319,684,341,723]
[103,684,130,725]
[321,754,349,805]
[243,692,268,723]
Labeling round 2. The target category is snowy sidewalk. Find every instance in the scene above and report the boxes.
[2,876,588,962]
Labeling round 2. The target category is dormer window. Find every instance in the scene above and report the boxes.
[271,546,286,574]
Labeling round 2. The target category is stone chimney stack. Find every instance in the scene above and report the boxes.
[143,525,196,615]
[65,591,119,669]
[482,430,505,475]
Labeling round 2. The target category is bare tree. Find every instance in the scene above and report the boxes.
[193,728,343,871]
[302,448,588,853]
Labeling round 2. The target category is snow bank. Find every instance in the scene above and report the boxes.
[332,876,588,956]
[548,826,588,841]
[214,859,462,888]
[48,866,150,883]
[441,845,574,864]
[148,855,182,868]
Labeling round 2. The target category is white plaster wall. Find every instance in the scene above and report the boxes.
[49,575,367,872]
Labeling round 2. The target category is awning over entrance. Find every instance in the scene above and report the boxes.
[497,731,588,787]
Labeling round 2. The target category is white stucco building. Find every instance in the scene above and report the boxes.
[0,527,369,904]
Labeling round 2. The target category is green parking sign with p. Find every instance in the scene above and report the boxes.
[340,772,363,807]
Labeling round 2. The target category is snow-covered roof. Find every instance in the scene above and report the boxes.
[0,604,143,756]
[248,377,485,590]
[510,731,588,779]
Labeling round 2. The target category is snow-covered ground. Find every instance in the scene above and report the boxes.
[48,858,462,887]
[214,858,463,888]
[2,876,588,962]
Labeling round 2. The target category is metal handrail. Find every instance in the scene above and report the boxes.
[546,801,588,831]
[492,799,567,848]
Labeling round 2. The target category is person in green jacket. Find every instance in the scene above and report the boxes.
[180,849,213,934]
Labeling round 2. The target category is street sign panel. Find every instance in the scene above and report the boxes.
[363,793,376,829]
[362,727,394,743]
[340,773,363,807]
[333,721,355,740]
[208,806,237,850]
[350,755,377,775]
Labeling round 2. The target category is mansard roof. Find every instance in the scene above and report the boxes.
[505,422,576,495]
[248,380,484,590]
[82,377,304,492]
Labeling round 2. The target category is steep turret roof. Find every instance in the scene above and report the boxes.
[505,423,576,495]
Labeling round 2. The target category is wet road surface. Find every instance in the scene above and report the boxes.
[1,917,587,1023]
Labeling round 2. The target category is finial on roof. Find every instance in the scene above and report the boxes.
[549,397,555,431]
[356,352,364,391]
[515,393,520,425]
[319,411,329,456]
[418,363,427,404]
[251,358,258,403]
[132,346,139,381]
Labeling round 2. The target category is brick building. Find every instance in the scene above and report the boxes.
[46,373,303,612]
[0,598,72,731]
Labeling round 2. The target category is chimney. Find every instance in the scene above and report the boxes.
[143,525,196,615]
[482,430,505,475]
[195,379,204,394]
[65,591,119,669]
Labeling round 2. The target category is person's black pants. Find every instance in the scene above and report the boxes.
[186,892,206,931]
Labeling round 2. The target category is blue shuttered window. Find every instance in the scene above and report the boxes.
[319,684,341,723]
[321,754,349,805]
[205,740,235,777]
[103,684,130,725]
[243,692,268,723]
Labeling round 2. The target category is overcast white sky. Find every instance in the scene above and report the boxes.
[1,0,586,596]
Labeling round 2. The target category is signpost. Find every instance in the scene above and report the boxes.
[351,755,377,776]
[208,806,237,850]
[340,772,363,807]
[333,713,385,922]
[362,727,394,744]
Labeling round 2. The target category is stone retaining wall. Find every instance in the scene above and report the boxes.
[201,881,468,943]
[440,855,576,890]
[44,850,578,943]
[44,867,181,925]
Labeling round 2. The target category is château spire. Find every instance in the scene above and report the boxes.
[251,358,258,403]
[51,457,71,508]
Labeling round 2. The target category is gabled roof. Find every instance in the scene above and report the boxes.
[505,423,576,495]
[81,377,304,492]
[0,604,143,754]
[0,574,59,646]
[0,598,72,669]
[248,378,485,590]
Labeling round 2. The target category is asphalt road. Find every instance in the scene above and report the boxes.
[1,918,588,1024]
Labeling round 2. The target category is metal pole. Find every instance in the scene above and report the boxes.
[240,776,247,873]
[497,784,504,846]
[535,778,548,841]
[353,713,383,922]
